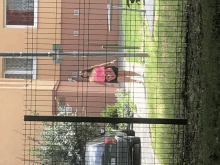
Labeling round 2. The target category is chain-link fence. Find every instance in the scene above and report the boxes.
[0,0,188,164]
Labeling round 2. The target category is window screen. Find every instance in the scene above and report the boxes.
[5,58,33,71]
[5,74,32,79]
[6,0,34,25]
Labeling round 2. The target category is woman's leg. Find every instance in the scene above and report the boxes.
[117,76,143,83]
[118,68,141,77]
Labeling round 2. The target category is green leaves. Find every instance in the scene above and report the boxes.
[126,0,141,8]
[101,88,137,131]
[27,91,136,164]
[27,101,100,165]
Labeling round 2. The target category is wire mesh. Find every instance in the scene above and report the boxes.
[0,0,188,164]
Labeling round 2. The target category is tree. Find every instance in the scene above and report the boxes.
[126,0,141,8]
[101,88,136,131]
[27,100,100,165]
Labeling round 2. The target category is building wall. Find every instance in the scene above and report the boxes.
[0,79,55,164]
[55,81,119,117]
[1,0,119,81]
[0,0,61,52]
[37,57,60,81]
[0,57,60,81]
[0,88,24,165]
[61,0,119,52]
[0,57,3,78]
[1,0,62,80]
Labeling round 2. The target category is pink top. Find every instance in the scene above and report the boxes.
[94,66,116,83]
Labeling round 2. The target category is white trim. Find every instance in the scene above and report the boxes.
[4,0,38,29]
[5,70,32,74]
[32,56,37,79]
[107,4,111,31]
[107,4,112,31]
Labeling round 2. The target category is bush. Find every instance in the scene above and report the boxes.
[126,0,141,7]
[101,88,137,131]
[26,100,100,165]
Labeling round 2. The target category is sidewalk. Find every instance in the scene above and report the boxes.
[117,1,160,163]
[117,57,160,165]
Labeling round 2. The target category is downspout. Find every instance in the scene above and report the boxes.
[52,79,61,115]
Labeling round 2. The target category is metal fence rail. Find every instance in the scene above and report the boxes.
[24,116,188,124]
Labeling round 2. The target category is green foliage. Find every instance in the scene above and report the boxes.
[126,0,141,8]
[27,99,100,165]
[122,0,188,163]
[122,0,143,63]
[101,88,137,131]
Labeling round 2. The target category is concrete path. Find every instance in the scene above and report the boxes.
[143,0,155,37]
[118,57,160,165]
[117,1,159,164]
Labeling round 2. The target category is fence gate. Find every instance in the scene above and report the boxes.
[11,0,188,164]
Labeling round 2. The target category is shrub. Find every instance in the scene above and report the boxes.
[26,99,100,165]
[126,0,141,8]
[101,88,137,131]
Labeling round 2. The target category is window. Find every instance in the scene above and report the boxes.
[5,0,38,28]
[74,31,79,36]
[74,10,79,15]
[72,72,78,77]
[4,57,37,79]
[58,97,72,113]
[59,106,72,113]
[53,44,63,52]
[66,107,72,113]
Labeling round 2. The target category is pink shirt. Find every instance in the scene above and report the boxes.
[94,66,116,82]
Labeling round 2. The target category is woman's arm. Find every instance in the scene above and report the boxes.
[90,62,111,69]
[90,60,117,69]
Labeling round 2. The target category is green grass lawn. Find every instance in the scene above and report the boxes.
[121,1,144,63]
[122,0,220,164]
[122,0,187,164]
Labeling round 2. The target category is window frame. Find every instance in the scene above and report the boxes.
[4,56,37,79]
[4,0,38,29]
[59,106,72,113]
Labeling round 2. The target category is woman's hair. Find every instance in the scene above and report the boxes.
[80,68,93,78]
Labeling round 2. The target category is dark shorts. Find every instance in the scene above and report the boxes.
[105,66,118,83]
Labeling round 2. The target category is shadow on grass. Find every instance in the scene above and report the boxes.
[184,0,220,164]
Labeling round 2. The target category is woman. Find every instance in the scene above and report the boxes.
[78,59,144,87]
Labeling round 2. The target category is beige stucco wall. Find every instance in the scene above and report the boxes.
[0,79,55,164]
[0,0,62,80]
[0,0,61,52]
[0,57,3,78]
[0,88,24,165]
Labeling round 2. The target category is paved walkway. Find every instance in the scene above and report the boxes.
[118,58,160,165]
[117,0,159,164]
[143,0,155,37]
